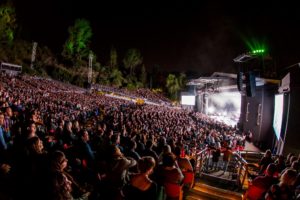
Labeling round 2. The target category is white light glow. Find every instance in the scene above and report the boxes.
[208,92,241,126]
[208,107,215,114]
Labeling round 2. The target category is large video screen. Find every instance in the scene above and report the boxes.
[181,95,195,105]
[273,94,284,140]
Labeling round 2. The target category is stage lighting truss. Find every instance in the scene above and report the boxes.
[188,76,228,94]
[194,81,219,94]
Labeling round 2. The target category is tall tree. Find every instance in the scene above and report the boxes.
[0,2,17,44]
[96,64,110,85]
[166,74,180,100]
[62,19,92,67]
[140,64,147,87]
[109,46,118,69]
[178,72,187,88]
[110,68,124,87]
[123,48,143,76]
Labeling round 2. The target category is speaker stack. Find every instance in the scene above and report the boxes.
[237,71,243,91]
[245,71,256,97]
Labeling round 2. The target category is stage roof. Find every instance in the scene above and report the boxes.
[187,72,280,93]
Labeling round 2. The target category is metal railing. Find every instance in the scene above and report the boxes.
[193,147,261,190]
[237,150,264,163]
[233,152,249,189]
[194,147,209,176]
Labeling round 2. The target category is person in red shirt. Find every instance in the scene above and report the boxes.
[222,146,232,173]
[247,163,278,200]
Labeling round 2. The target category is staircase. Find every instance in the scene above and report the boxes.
[186,147,261,199]
[185,155,245,200]
[185,172,243,200]
[239,151,263,164]
[186,181,243,200]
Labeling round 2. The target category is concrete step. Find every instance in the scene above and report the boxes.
[188,182,243,200]
[185,194,213,200]
[240,152,263,164]
[201,171,238,186]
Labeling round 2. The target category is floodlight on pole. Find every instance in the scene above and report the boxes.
[88,53,93,85]
[30,42,38,69]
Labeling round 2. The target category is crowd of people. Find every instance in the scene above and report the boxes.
[92,84,172,105]
[246,149,300,200]
[0,73,251,200]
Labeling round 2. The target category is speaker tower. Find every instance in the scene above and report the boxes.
[246,71,256,97]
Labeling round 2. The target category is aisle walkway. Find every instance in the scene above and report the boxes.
[244,141,261,152]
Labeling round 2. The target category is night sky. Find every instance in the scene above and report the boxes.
[12,0,300,77]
